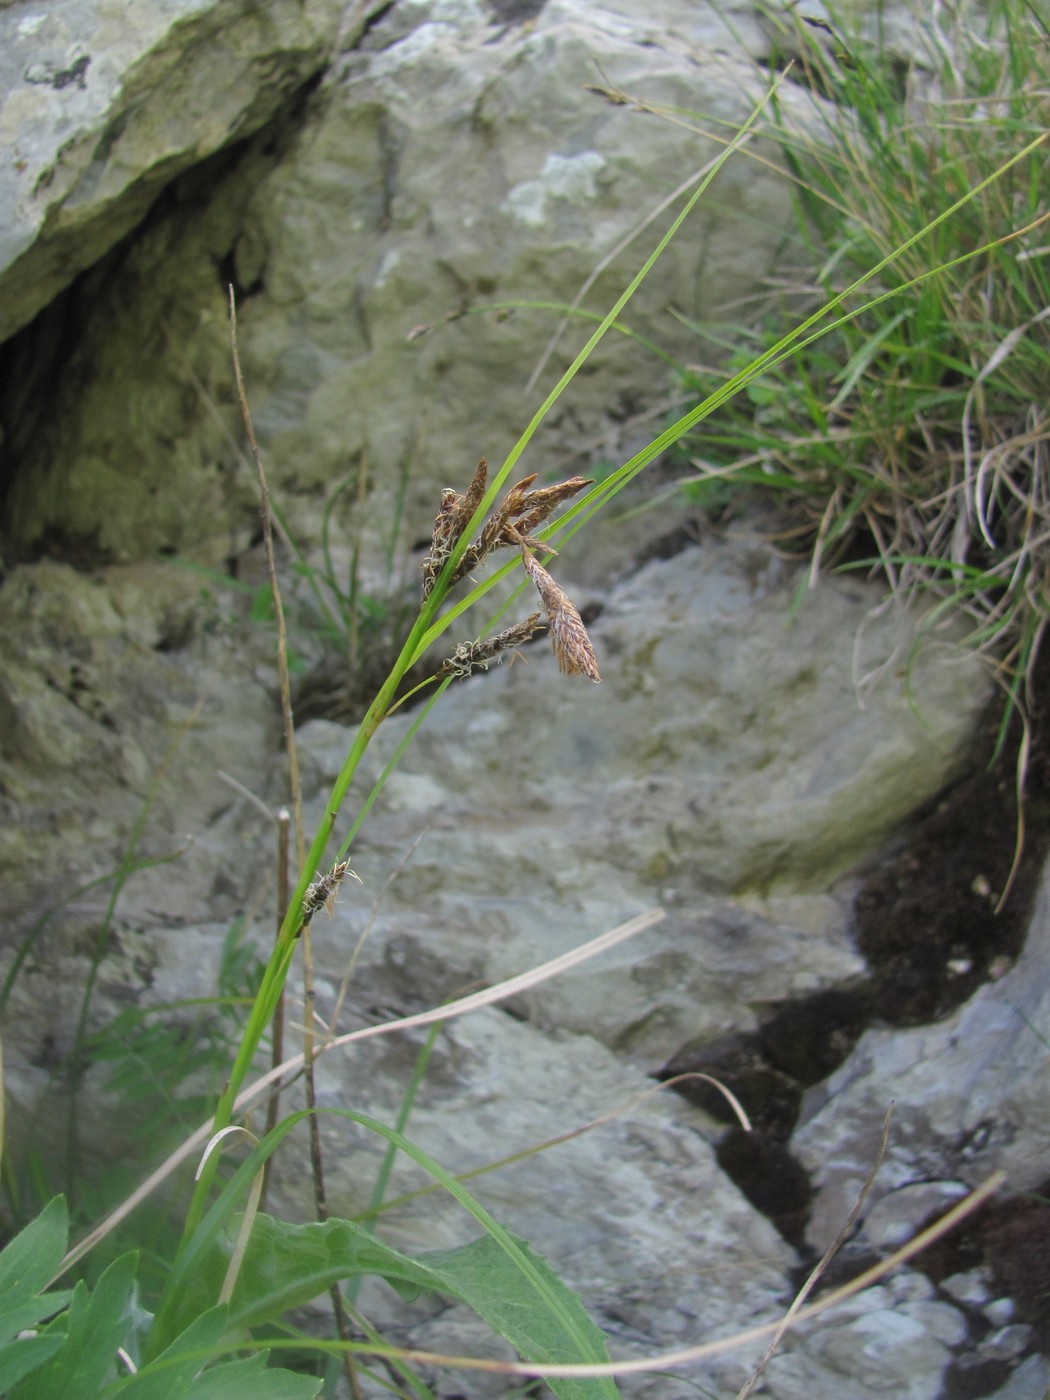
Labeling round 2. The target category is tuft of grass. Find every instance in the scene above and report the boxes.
[671,2,1049,713]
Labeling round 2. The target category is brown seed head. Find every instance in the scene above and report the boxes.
[423,467,593,601]
[439,613,546,680]
[421,461,491,599]
[516,536,600,682]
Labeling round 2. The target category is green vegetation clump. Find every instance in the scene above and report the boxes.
[677,2,1049,708]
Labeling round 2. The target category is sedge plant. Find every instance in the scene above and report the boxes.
[552,0,1048,898]
[2,51,1045,1397]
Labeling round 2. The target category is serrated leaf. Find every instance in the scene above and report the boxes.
[101,1307,229,1399]
[229,1214,442,1324]
[416,1233,613,1381]
[231,1214,619,1400]
[9,1252,137,1400]
[0,1197,70,1345]
[0,1294,74,1347]
[105,1303,320,1400]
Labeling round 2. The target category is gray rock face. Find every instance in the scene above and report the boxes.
[762,1272,970,1400]
[285,536,993,1395]
[0,0,344,341]
[306,537,987,1069]
[2,0,805,561]
[0,557,278,1098]
[272,1007,796,1400]
[0,530,998,1400]
[796,863,1050,1245]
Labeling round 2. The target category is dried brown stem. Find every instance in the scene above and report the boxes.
[229,289,305,866]
[229,288,359,1397]
[735,1105,894,1400]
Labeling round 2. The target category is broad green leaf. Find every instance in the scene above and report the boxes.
[189,1353,321,1399]
[229,1213,449,1324]
[231,1213,619,1400]
[10,1252,137,1400]
[0,1334,64,1390]
[0,1197,71,1343]
[0,1293,74,1348]
[411,1232,619,1400]
[147,1113,311,1358]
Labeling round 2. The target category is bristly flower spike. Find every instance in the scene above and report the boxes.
[421,462,593,600]
[421,458,489,599]
[301,857,362,931]
[439,613,546,681]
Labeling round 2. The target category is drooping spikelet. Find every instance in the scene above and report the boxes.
[510,476,593,542]
[515,535,601,682]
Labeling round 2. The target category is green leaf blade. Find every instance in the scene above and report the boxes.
[105,1306,320,1400]
[0,1334,65,1391]
[0,1196,69,1344]
[186,1352,322,1400]
[414,1232,619,1400]
[102,1307,229,1399]
[230,1212,620,1400]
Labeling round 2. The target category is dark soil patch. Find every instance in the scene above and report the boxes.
[293,644,432,725]
[917,1185,1050,1350]
[854,682,1050,1025]
[656,985,872,1245]
[909,1185,1050,1398]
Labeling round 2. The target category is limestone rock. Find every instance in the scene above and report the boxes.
[1,0,811,562]
[0,557,278,1072]
[795,859,1050,1253]
[304,536,989,1067]
[0,0,344,341]
[0,3,1030,1395]
[762,1274,968,1400]
[269,1007,795,1399]
[0,530,997,1400]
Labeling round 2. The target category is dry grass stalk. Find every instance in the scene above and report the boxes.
[734,1106,894,1400]
[230,290,362,1395]
[55,911,666,1281]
